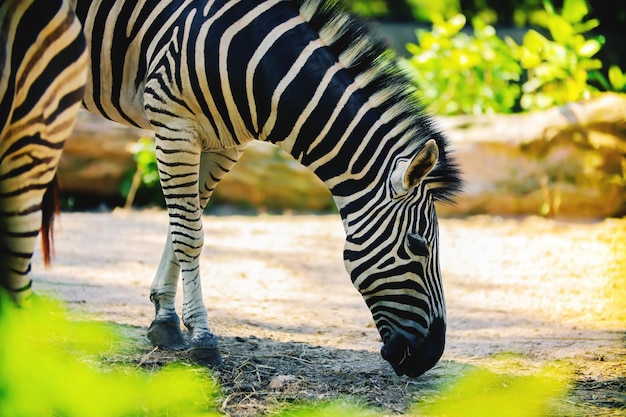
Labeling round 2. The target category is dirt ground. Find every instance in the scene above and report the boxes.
[32,210,625,416]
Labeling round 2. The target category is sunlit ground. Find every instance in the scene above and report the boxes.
[603,220,626,324]
[1,211,623,416]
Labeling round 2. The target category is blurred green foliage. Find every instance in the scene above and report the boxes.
[412,360,572,416]
[0,293,574,417]
[349,0,625,115]
[404,14,522,115]
[509,0,605,110]
[130,137,161,190]
[605,65,626,93]
[346,0,541,23]
[0,294,220,417]
[349,0,626,32]
[404,0,460,22]
[404,0,617,114]
[120,136,163,207]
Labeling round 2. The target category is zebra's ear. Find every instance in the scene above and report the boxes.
[392,139,439,192]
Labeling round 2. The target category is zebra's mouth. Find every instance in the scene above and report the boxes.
[380,318,446,377]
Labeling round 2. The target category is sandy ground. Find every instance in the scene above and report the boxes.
[32,210,625,416]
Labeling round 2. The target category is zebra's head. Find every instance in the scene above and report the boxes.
[237,0,461,376]
[341,137,458,377]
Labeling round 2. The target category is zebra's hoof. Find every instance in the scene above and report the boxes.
[147,317,188,350]
[187,332,223,368]
[187,345,224,368]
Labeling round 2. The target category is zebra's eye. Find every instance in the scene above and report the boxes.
[407,233,430,257]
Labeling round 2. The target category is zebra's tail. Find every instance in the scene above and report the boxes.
[41,175,61,267]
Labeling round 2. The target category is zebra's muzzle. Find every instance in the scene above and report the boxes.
[380,317,446,377]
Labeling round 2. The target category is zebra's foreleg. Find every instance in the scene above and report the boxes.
[147,145,246,363]
[185,145,247,364]
[151,131,219,366]
[147,228,187,350]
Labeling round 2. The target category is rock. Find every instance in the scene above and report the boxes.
[59,111,332,211]
[211,141,332,211]
[268,375,298,390]
[437,93,626,218]
[58,94,626,217]
[58,112,149,197]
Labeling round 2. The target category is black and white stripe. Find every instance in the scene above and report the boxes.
[0,0,87,302]
[74,0,461,376]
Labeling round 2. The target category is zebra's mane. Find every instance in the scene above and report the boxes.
[293,0,461,203]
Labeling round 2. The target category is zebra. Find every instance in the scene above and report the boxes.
[73,0,461,377]
[0,0,87,303]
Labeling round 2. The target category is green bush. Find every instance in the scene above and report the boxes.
[120,136,164,207]
[404,0,618,114]
[403,14,522,115]
[510,0,605,111]
[346,0,460,21]
[0,294,220,417]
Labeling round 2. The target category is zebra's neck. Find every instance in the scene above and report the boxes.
[266,87,409,211]
[247,0,423,213]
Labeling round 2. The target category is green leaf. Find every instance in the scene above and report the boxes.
[522,77,544,94]
[452,50,480,69]
[588,71,612,90]
[608,66,625,90]
[406,42,421,56]
[417,31,438,50]
[577,39,601,57]
[542,0,556,16]
[523,30,549,54]
[543,43,568,68]
[520,47,543,69]
[438,14,466,37]
[561,0,588,23]
[471,16,496,38]
[471,16,487,32]
[578,58,602,71]
[534,93,555,110]
[573,18,599,34]
[142,171,160,187]
[530,9,550,27]
[547,15,574,44]
[534,63,567,81]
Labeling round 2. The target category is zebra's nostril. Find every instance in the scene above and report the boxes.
[380,332,421,372]
[381,330,391,345]
[380,318,446,377]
